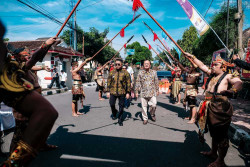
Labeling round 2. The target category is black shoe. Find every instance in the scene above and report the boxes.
[111,115,117,120]
[118,119,123,126]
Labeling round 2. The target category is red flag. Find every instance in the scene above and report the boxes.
[148,44,152,50]
[132,0,143,12]
[124,43,127,48]
[120,28,125,37]
[153,33,158,42]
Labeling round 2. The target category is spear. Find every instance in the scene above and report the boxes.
[100,35,134,69]
[142,21,175,60]
[155,43,173,65]
[142,21,197,67]
[56,0,82,37]
[74,16,140,70]
[132,0,197,67]
[142,35,173,70]
[89,15,141,60]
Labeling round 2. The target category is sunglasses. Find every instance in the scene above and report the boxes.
[115,64,121,66]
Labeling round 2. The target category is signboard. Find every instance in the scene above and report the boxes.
[242,38,250,78]
[126,49,135,55]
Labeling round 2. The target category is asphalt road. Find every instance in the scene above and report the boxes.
[1,86,248,167]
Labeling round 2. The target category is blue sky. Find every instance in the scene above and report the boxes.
[0,0,249,58]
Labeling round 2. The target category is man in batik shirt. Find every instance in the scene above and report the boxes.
[135,60,159,125]
[107,58,131,126]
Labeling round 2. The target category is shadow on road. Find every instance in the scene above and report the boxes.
[157,101,189,119]
[30,124,220,167]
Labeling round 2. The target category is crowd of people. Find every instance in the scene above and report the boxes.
[0,17,249,167]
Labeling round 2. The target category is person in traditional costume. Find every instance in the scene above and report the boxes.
[0,20,59,166]
[174,59,201,123]
[165,62,183,104]
[71,59,91,117]
[6,46,59,153]
[94,63,105,101]
[185,52,242,167]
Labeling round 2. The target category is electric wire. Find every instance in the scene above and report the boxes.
[204,0,214,17]
[16,0,76,31]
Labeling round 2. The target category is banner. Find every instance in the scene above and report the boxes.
[162,32,181,60]
[126,49,135,55]
[242,38,250,78]
[176,0,209,36]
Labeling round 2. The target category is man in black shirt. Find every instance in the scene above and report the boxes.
[233,54,250,70]
[48,65,60,89]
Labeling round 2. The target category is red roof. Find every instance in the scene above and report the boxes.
[7,40,83,57]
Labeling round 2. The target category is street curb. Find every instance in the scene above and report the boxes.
[42,87,68,96]
[196,96,250,153]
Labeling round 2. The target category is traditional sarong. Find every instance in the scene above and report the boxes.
[185,84,198,107]
[196,92,233,142]
[72,80,84,102]
[172,78,182,99]
[96,75,104,91]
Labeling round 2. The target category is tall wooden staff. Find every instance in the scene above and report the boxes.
[142,21,175,60]
[100,35,134,69]
[142,21,197,67]
[56,0,82,37]
[142,35,172,70]
[89,15,140,61]
[132,0,197,67]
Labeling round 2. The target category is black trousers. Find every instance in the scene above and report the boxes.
[109,94,125,119]
[60,81,66,88]
[49,77,60,88]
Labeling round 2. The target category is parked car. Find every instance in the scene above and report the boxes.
[157,70,186,82]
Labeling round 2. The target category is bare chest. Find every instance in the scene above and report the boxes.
[206,76,229,93]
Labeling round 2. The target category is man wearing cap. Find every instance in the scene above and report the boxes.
[185,52,242,167]
[107,58,131,126]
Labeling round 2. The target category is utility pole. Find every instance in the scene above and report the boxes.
[74,9,77,51]
[226,0,230,49]
[82,32,84,56]
[236,0,243,58]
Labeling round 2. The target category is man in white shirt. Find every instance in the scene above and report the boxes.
[60,70,67,88]
[124,61,134,87]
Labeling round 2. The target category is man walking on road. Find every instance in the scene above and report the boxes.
[107,58,131,126]
[49,65,60,89]
[135,60,159,125]
[60,70,67,88]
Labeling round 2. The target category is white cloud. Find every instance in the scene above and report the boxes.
[42,0,66,8]
[23,17,48,24]
[165,16,188,21]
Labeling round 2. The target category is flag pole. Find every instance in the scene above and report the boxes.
[188,3,231,54]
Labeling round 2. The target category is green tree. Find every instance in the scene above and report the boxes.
[177,26,198,65]
[125,42,153,64]
[4,38,9,41]
[192,5,238,64]
[60,25,118,64]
